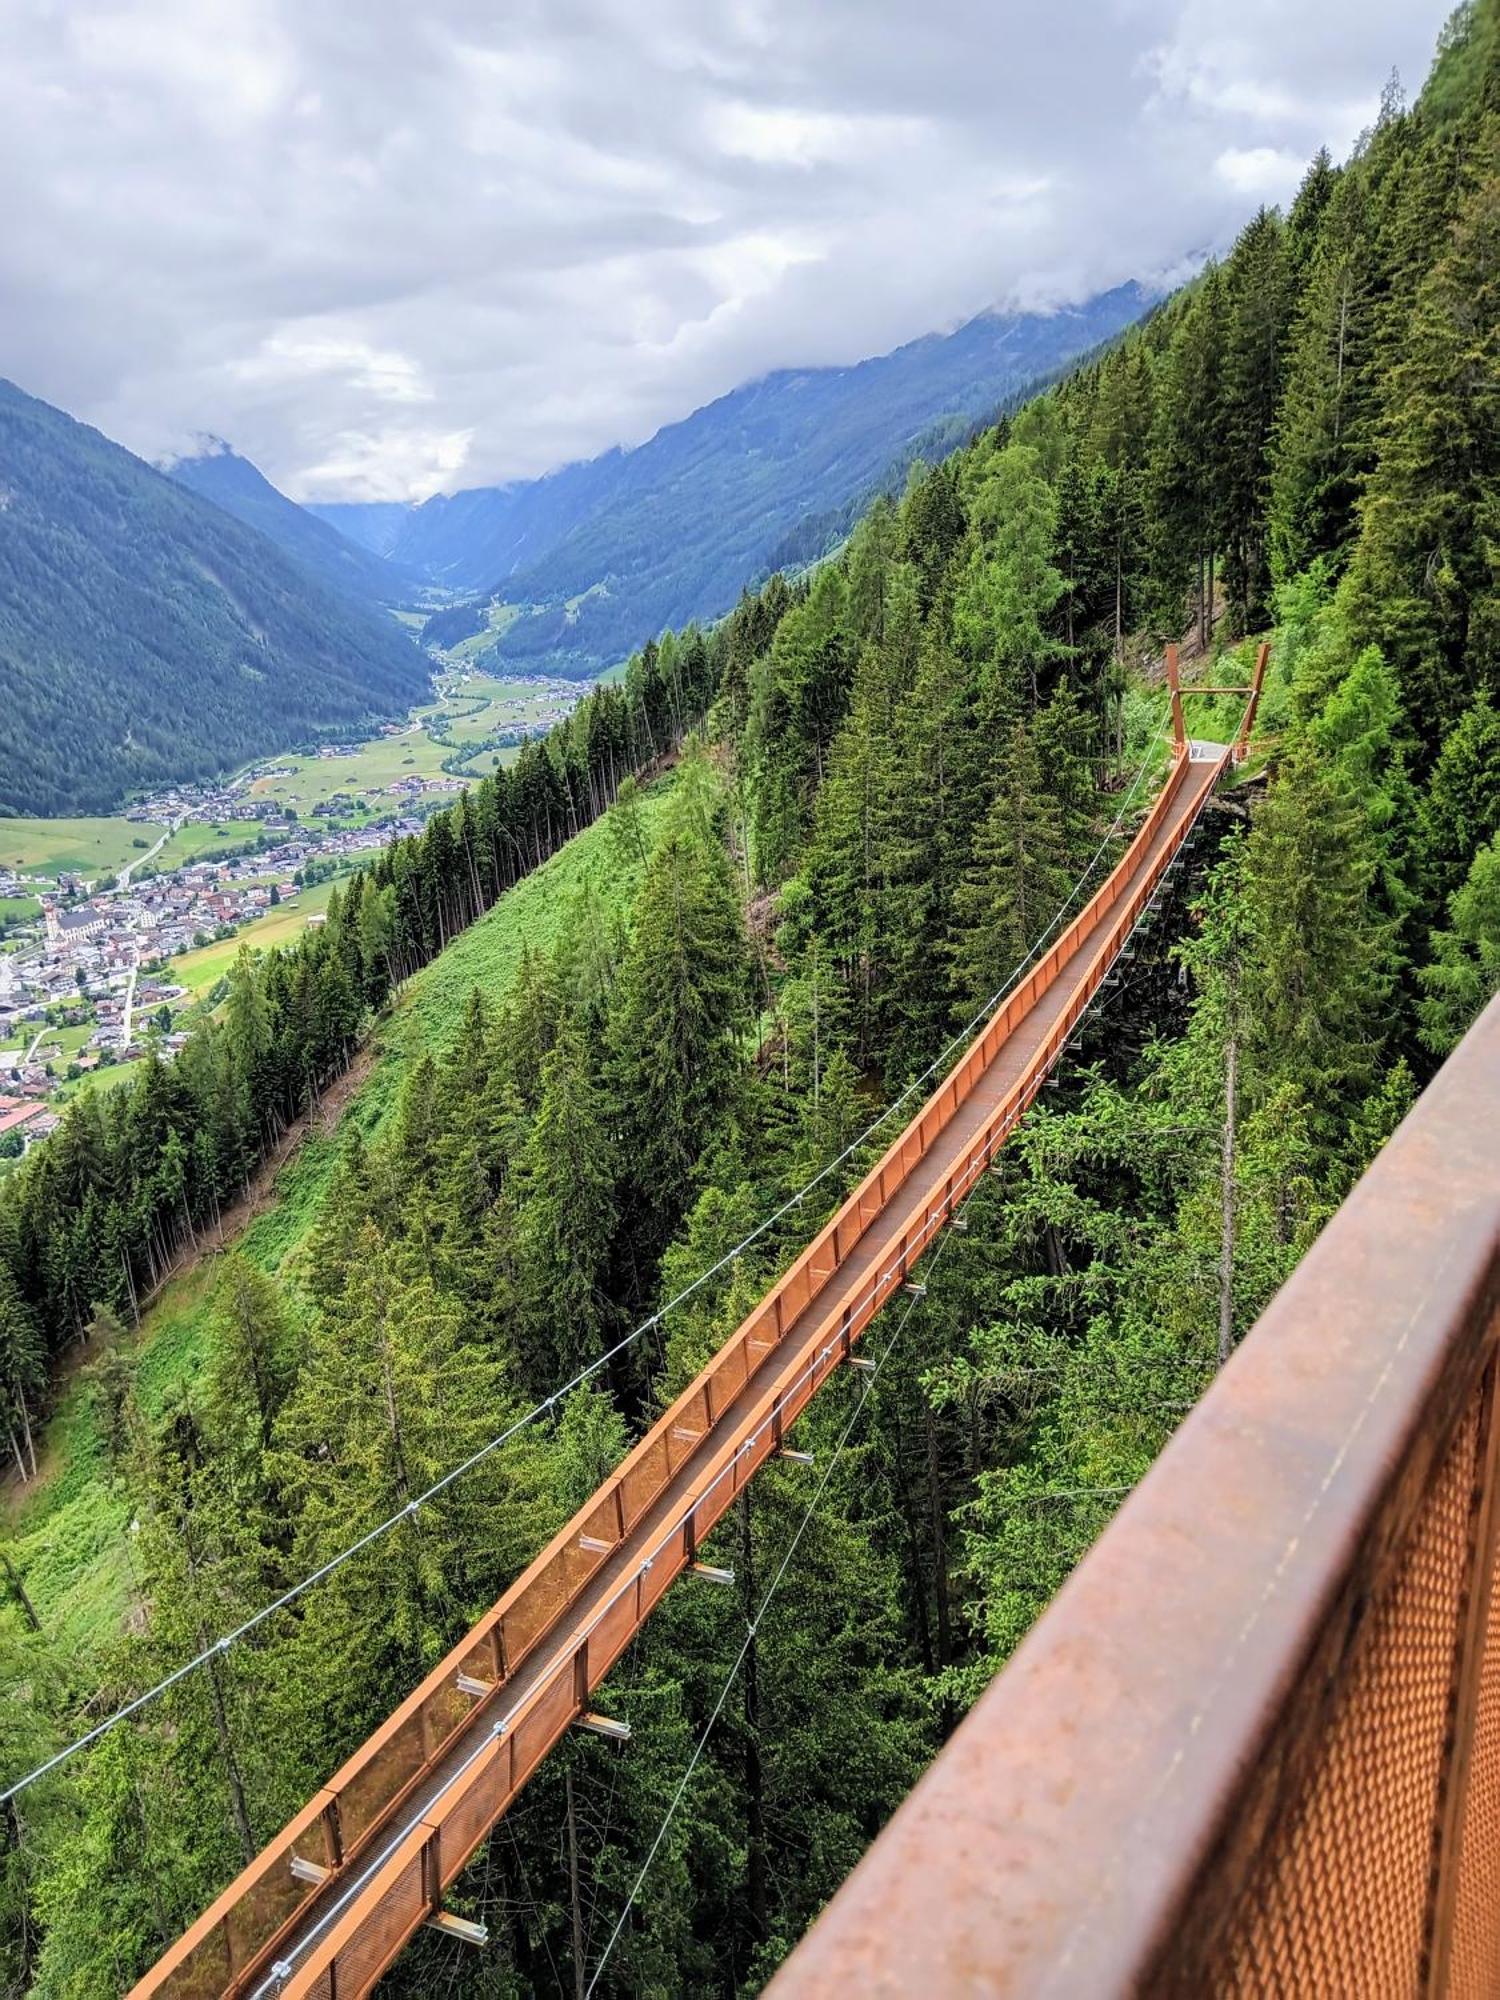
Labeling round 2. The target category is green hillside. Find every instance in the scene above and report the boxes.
[165,441,413,609]
[3,774,675,1656]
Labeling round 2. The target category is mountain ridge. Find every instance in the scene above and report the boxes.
[0,379,430,816]
[311,281,1155,672]
[164,438,414,607]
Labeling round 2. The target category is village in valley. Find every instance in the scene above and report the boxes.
[0,668,580,1154]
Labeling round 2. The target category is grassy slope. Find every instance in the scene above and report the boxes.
[5,778,673,1655]
[0,817,167,881]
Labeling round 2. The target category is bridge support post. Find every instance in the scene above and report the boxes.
[1234,641,1271,763]
[1165,643,1186,756]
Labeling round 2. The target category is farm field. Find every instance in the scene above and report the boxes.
[428,672,573,746]
[243,728,455,814]
[0,816,166,882]
[148,818,270,873]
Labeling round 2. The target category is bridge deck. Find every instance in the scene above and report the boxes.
[138,743,1228,2000]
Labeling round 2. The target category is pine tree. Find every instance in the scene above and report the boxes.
[953,444,1065,716]
[609,825,751,1257]
[1242,738,1393,1133]
[0,1267,43,1483]
[515,1020,617,1386]
[1218,209,1295,631]
[1346,133,1500,734]
[198,1254,301,1458]
[1148,269,1223,644]
[1270,170,1378,580]
[1417,691,1500,906]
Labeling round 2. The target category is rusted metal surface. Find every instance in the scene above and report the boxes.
[133,740,1230,2000]
[1236,640,1271,761]
[771,990,1500,2000]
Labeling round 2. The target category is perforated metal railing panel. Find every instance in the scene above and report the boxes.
[1449,1506,1500,1997]
[1216,1399,1480,1995]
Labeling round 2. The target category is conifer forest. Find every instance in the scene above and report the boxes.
[2,5,1500,1994]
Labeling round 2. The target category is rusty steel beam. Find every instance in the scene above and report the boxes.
[133,735,1240,2000]
[1235,639,1271,762]
[771,991,1500,1999]
[1164,642,1186,755]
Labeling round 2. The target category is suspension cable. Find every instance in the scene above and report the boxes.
[583,1168,989,1993]
[1,710,1171,1809]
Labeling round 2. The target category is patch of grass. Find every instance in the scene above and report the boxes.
[167,880,345,998]
[149,819,265,872]
[53,1057,144,1106]
[244,731,457,814]
[439,601,524,666]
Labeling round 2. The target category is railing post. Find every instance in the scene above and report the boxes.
[1166,642,1186,755]
[1425,1355,1500,1997]
[1235,641,1270,763]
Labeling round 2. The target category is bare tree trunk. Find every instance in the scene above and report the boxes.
[886,1398,935,1675]
[0,1549,40,1633]
[205,1649,257,1866]
[738,1492,769,1941]
[565,1766,586,2000]
[924,1404,953,1668]
[17,1395,36,1481]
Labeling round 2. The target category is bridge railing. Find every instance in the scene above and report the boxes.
[773,989,1500,2000]
[138,745,1215,1999]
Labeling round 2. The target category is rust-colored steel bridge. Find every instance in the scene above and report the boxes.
[134,656,1262,2000]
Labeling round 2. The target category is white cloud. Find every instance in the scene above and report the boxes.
[0,0,1457,500]
[1213,145,1306,197]
[232,332,435,406]
[715,103,923,168]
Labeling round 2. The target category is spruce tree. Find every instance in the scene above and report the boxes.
[516,1019,617,1386]
[609,826,751,1257]
[948,718,1074,1026]
[1346,133,1500,734]
[1418,833,1500,1054]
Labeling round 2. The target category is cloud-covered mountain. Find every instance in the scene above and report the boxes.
[0,381,429,816]
[314,282,1154,675]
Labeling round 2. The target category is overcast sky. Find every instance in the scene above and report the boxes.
[0,0,1453,503]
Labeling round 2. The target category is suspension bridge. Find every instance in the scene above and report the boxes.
[131,649,1265,1998]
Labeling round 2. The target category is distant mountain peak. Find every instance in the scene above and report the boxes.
[156,431,236,472]
[164,438,412,606]
[0,377,427,816]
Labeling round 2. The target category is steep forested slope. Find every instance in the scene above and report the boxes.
[316,283,1152,673]
[0,382,429,815]
[3,5,1500,1994]
[165,441,413,609]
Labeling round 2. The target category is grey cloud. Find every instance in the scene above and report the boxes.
[0,0,1454,501]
